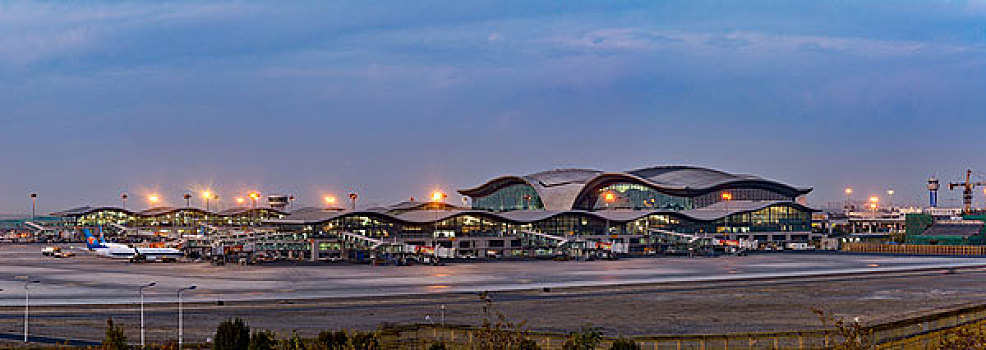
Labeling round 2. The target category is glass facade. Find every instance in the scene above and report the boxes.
[713,205,811,233]
[472,184,545,211]
[580,183,693,211]
[311,204,812,240]
[71,209,285,228]
[692,189,792,208]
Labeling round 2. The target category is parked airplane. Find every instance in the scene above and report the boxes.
[82,228,184,262]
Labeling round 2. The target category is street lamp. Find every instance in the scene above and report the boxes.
[23,279,40,343]
[324,196,337,208]
[248,192,260,209]
[431,191,447,210]
[183,194,192,208]
[29,193,37,220]
[844,188,853,212]
[177,285,197,349]
[603,192,616,235]
[148,194,160,207]
[288,195,295,212]
[235,197,245,207]
[887,189,895,211]
[121,193,129,209]
[869,196,880,212]
[202,191,212,211]
[348,193,358,211]
[138,282,157,347]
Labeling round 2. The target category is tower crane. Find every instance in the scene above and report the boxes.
[948,169,986,214]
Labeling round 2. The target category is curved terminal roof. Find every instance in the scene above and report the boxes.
[459,165,811,210]
[52,206,286,218]
[267,200,816,226]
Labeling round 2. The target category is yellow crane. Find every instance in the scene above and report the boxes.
[948,169,986,214]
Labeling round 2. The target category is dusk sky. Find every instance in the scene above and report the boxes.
[2,1,986,214]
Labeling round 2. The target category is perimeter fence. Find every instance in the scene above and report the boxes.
[379,302,986,349]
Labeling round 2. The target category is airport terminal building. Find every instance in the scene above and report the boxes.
[29,165,817,260]
[268,166,818,260]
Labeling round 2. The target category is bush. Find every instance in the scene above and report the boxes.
[349,331,380,350]
[282,331,306,350]
[562,324,602,350]
[316,330,348,349]
[608,338,640,350]
[428,342,448,350]
[248,329,277,350]
[102,317,128,350]
[213,318,251,350]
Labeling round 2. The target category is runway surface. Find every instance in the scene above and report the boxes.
[1,244,985,306]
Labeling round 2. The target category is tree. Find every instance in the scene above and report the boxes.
[474,291,541,350]
[608,338,640,350]
[811,308,874,350]
[316,330,349,349]
[103,317,128,350]
[562,324,602,350]
[248,329,277,350]
[213,318,251,350]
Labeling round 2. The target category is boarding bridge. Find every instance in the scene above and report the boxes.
[648,228,708,244]
[23,221,46,232]
[339,231,388,250]
[516,230,570,247]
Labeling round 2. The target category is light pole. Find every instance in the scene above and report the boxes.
[177,285,197,349]
[139,282,157,347]
[887,189,895,211]
[23,279,39,343]
[183,194,192,208]
[30,193,37,220]
[202,191,212,212]
[122,193,129,209]
[844,188,853,212]
[348,193,358,211]
[288,195,295,212]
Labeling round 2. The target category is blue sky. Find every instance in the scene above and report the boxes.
[1,1,985,213]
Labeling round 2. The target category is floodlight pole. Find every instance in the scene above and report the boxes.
[23,280,39,343]
[177,285,196,348]
[139,282,157,347]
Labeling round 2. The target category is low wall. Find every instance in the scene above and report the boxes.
[842,242,986,256]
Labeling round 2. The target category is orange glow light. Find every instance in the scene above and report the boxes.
[432,191,446,202]
[148,195,160,203]
[721,192,733,201]
[324,196,337,204]
[235,197,245,204]
[869,196,879,203]
[249,192,260,199]
[845,188,853,195]
[202,191,211,199]
[603,192,616,202]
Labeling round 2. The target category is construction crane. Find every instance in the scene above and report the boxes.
[948,169,986,214]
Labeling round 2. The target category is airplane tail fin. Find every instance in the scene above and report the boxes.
[82,228,102,249]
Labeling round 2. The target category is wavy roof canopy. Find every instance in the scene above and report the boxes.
[53,206,286,218]
[459,165,812,210]
[267,200,817,226]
